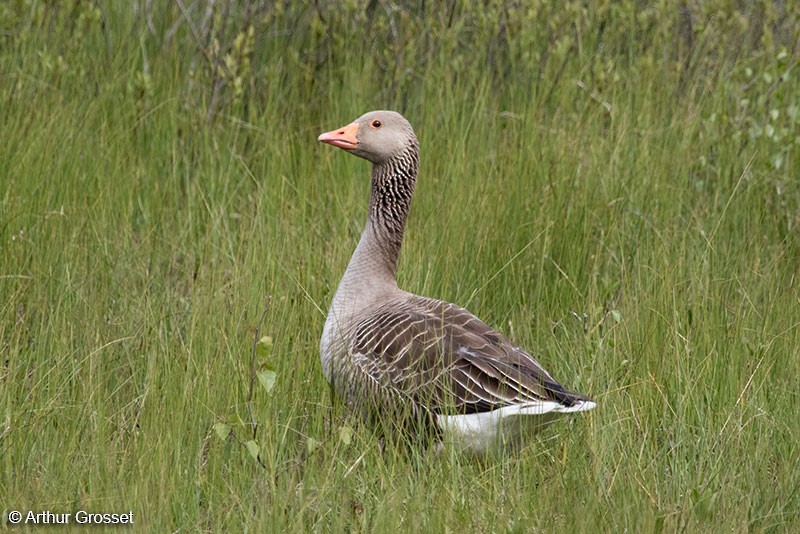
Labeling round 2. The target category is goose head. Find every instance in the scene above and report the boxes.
[318,110,416,165]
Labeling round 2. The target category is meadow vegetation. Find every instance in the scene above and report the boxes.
[1,1,799,531]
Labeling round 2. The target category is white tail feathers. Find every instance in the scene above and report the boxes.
[436,400,596,454]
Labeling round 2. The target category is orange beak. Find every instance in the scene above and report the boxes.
[318,122,360,150]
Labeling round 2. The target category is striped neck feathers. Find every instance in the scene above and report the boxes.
[366,140,420,277]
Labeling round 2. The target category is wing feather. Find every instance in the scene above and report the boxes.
[349,296,590,417]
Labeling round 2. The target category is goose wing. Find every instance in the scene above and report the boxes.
[350,296,589,415]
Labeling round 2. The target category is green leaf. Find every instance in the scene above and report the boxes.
[610,309,622,323]
[256,335,273,359]
[213,422,231,440]
[338,425,353,446]
[245,440,260,461]
[787,104,799,122]
[257,369,277,393]
[306,437,321,454]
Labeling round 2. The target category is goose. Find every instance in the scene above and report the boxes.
[318,110,595,454]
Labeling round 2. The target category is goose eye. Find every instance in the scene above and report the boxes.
[371,120,382,128]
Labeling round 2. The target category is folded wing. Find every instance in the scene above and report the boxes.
[350,296,590,417]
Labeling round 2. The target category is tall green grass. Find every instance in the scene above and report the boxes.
[2,1,799,531]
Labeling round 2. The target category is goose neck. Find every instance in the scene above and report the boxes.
[365,146,418,277]
[338,145,419,293]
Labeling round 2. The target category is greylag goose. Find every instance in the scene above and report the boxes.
[318,111,595,454]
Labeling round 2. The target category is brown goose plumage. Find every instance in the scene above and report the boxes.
[319,111,595,453]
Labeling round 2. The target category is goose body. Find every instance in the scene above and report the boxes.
[318,111,595,453]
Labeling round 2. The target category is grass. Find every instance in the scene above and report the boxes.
[2,1,799,531]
